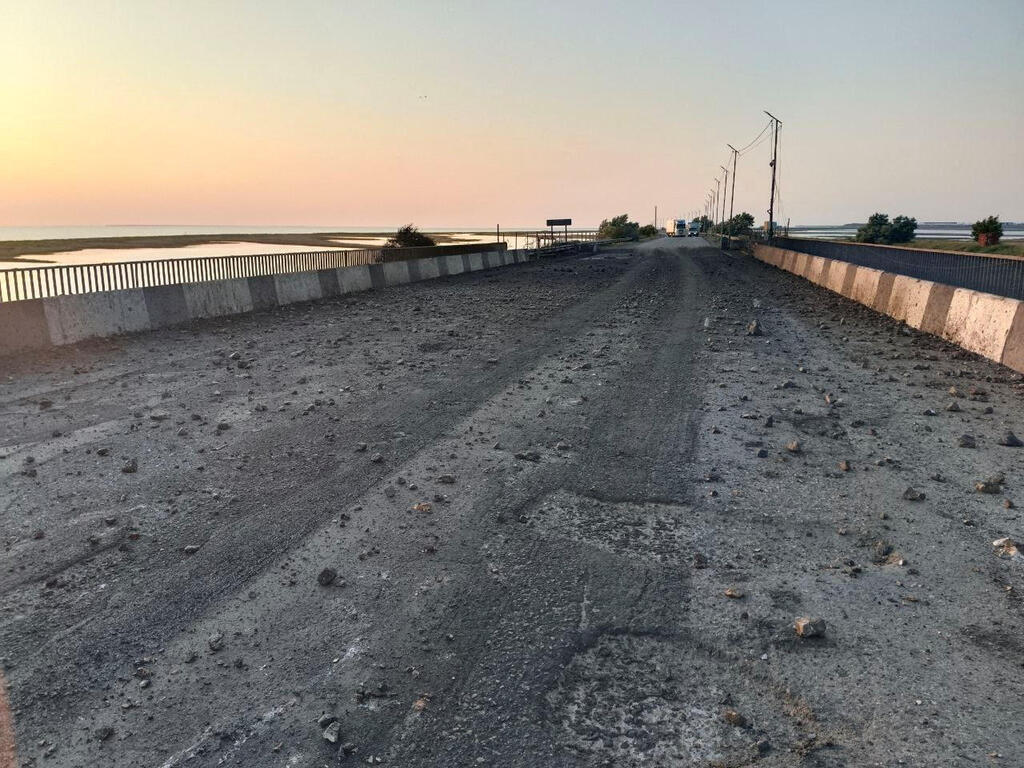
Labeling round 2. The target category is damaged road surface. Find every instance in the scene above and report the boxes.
[3,238,1024,767]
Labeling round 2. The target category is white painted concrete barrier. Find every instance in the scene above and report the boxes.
[0,247,522,353]
[754,243,1024,375]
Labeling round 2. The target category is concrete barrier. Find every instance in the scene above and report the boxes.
[0,248,521,353]
[317,269,342,299]
[824,261,851,295]
[847,265,882,306]
[44,289,151,345]
[886,275,933,328]
[274,272,323,305]
[416,256,441,281]
[1001,305,1024,373]
[943,289,1018,362]
[338,265,373,294]
[143,285,191,328]
[754,243,1024,375]
[806,256,827,286]
[183,279,253,319]
[382,261,411,286]
[0,300,52,353]
[445,254,466,275]
[247,276,279,311]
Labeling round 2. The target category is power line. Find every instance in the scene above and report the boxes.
[734,119,773,154]
[693,115,787,233]
[738,128,773,157]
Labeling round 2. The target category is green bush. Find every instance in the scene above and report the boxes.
[638,224,659,238]
[716,212,755,237]
[597,214,641,240]
[385,224,436,249]
[971,215,1003,243]
[855,213,917,244]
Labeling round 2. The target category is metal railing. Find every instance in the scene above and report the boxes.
[772,236,1024,301]
[0,242,506,303]
[494,230,599,251]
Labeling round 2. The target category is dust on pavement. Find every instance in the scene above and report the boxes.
[1,238,1022,766]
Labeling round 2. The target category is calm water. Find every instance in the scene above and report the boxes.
[0,225,552,242]
[1,233,512,270]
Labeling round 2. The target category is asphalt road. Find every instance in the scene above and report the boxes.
[2,238,1023,767]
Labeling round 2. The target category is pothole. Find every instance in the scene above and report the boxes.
[527,491,693,565]
[547,632,827,767]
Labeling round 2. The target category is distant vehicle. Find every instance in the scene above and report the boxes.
[688,221,701,237]
[666,219,687,237]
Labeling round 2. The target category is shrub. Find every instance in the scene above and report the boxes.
[718,212,755,237]
[971,215,1003,244]
[385,224,436,249]
[855,213,917,244]
[638,224,659,238]
[597,214,641,240]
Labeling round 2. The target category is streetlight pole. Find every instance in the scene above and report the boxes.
[726,144,738,223]
[719,165,729,227]
[714,177,721,228]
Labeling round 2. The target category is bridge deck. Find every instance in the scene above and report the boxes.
[2,238,1022,766]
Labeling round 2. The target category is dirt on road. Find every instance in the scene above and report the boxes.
[1,238,1023,767]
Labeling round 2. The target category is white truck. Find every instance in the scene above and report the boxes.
[666,219,687,237]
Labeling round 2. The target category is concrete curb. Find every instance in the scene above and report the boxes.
[1,248,521,354]
[754,244,1024,374]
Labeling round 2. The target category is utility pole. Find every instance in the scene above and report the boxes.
[719,166,729,226]
[654,205,658,230]
[726,144,738,222]
[764,110,782,239]
[714,177,721,227]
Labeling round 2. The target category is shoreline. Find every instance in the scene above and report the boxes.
[0,232,483,263]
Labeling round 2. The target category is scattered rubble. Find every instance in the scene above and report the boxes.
[322,719,342,744]
[993,537,1019,559]
[976,474,1005,494]
[722,708,747,727]
[794,617,827,638]
[998,431,1023,448]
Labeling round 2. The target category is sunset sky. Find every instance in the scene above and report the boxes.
[2,0,1022,228]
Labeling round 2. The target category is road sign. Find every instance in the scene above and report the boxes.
[546,218,571,227]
